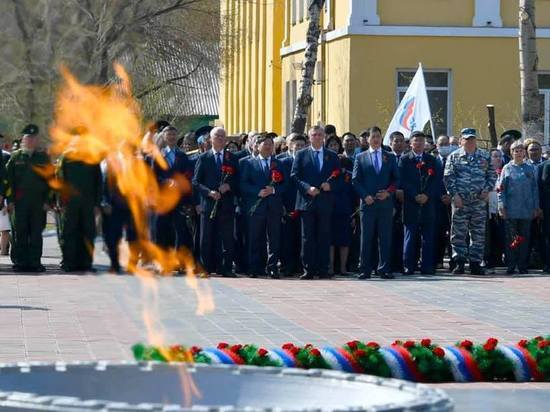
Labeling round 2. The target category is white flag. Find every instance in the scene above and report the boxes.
[383,64,433,145]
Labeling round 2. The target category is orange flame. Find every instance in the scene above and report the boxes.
[49,64,214,405]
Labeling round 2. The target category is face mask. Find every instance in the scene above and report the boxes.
[438,146,453,157]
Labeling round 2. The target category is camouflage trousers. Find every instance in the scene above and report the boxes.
[450,199,487,263]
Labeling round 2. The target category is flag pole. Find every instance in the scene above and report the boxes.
[419,63,436,138]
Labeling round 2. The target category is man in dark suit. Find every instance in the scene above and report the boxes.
[352,126,399,279]
[278,133,306,276]
[398,131,441,275]
[240,135,288,278]
[291,125,341,279]
[152,127,194,268]
[389,131,406,274]
[192,127,238,277]
[538,159,550,273]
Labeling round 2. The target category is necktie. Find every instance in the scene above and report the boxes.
[313,151,321,172]
[167,150,174,167]
[374,151,380,173]
[216,152,222,169]
[263,158,269,172]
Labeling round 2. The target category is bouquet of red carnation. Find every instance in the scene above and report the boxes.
[210,164,235,219]
[510,235,526,250]
[249,166,284,216]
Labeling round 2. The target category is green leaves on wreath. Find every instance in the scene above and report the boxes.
[344,340,391,378]
[295,344,330,369]
[519,336,550,381]
[399,339,452,383]
[472,338,514,381]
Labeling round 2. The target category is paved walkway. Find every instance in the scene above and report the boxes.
[0,236,549,410]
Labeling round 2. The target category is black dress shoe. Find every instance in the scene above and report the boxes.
[517,267,529,274]
[299,273,314,280]
[469,262,485,276]
[318,273,331,279]
[506,268,516,275]
[30,265,46,273]
[358,273,371,280]
[544,266,550,274]
[421,270,435,275]
[268,270,280,279]
[452,261,465,275]
[222,272,237,278]
[403,269,415,276]
[380,273,395,279]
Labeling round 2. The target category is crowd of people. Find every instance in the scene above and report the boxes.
[2,121,550,278]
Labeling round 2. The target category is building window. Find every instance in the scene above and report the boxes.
[539,73,550,144]
[396,70,451,137]
[286,80,298,134]
[298,0,304,22]
[291,0,296,25]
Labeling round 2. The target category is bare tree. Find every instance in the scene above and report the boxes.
[291,0,325,134]
[0,0,219,134]
[519,0,543,141]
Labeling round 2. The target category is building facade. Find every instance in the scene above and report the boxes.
[220,0,550,143]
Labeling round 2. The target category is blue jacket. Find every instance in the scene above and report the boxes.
[352,150,399,210]
[153,147,193,206]
[291,147,342,211]
[277,153,297,212]
[398,152,441,224]
[498,162,539,219]
[192,150,239,215]
[239,156,287,215]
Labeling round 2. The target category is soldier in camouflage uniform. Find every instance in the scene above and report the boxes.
[5,125,51,272]
[444,128,497,275]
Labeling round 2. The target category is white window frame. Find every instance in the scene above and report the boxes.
[298,0,304,22]
[286,80,298,134]
[396,69,452,136]
[291,0,296,25]
[539,73,550,144]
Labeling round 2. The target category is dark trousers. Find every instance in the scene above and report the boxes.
[61,201,96,270]
[280,215,301,274]
[301,208,331,275]
[11,203,46,268]
[485,214,505,267]
[436,203,452,265]
[504,219,531,271]
[404,222,435,272]
[543,212,550,269]
[200,210,235,274]
[234,212,249,273]
[360,207,393,275]
[528,219,544,269]
[102,206,136,271]
[248,212,281,274]
[391,215,404,273]
[155,207,192,251]
[347,216,361,271]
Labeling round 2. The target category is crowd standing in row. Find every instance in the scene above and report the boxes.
[2,122,550,278]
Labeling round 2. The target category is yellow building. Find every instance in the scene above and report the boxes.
[220,0,550,144]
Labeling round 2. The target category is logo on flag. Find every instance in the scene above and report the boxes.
[384,64,433,145]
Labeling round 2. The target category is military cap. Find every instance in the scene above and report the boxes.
[500,129,522,140]
[21,124,39,136]
[195,125,213,138]
[460,128,477,139]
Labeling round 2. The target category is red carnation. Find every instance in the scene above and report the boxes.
[487,338,498,346]
[403,340,415,349]
[535,336,544,341]
[537,340,550,349]
[518,339,528,348]
[190,346,202,355]
[231,344,243,352]
[483,341,497,351]
[305,343,313,349]
[393,340,402,346]
[416,162,425,169]
[221,165,235,175]
[310,348,321,357]
[355,349,367,358]
[432,347,445,358]
[217,342,229,349]
[289,210,300,220]
[366,342,380,349]
[347,341,359,350]
[271,169,284,183]
[427,168,435,176]
[330,168,341,179]
[282,343,295,350]
[257,348,268,357]
[460,340,473,350]
[290,346,300,355]
[421,339,432,347]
